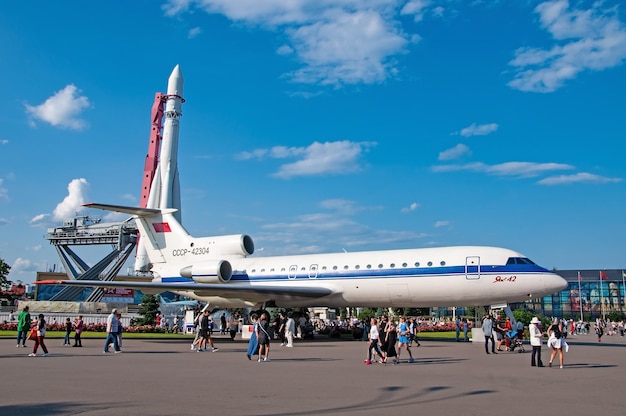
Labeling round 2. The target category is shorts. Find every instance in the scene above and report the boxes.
[495,332,503,341]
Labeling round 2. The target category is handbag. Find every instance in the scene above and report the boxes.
[28,328,38,341]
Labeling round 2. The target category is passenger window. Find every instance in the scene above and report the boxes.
[415,262,420,267]
[402,263,407,267]
[427,261,432,267]
[440,261,446,266]
[378,264,383,268]
[390,263,395,268]
[355,265,360,269]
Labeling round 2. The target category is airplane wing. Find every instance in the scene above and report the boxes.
[36,279,333,299]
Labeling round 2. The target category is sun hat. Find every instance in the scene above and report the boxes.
[530,317,541,324]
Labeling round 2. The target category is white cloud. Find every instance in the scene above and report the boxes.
[272,141,376,178]
[0,218,8,225]
[537,172,622,185]
[25,84,91,129]
[236,148,269,160]
[53,178,89,221]
[30,214,49,225]
[163,0,440,87]
[457,123,499,137]
[276,44,294,55]
[239,140,376,178]
[0,139,8,144]
[401,202,420,213]
[10,258,34,273]
[433,161,574,177]
[434,220,450,228]
[438,143,471,160]
[401,0,432,22]
[188,27,202,38]
[508,0,626,92]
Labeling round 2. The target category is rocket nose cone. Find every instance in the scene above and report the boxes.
[167,65,184,96]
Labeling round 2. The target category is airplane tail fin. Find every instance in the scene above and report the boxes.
[83,203,254,281]
[83,203,190,267]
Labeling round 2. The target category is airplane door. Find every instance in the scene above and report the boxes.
[465,256,480,280]
[288,265,297,280]
[308,264,318,279]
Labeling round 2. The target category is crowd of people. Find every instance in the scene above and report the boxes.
[9,304,626,368]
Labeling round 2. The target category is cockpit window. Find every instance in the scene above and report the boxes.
[507,257,537,265]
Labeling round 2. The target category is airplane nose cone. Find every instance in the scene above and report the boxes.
[547,273,568,293]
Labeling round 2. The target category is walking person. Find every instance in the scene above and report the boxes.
[529,317,544,367]
[246,313,259,360]
[365,318,384,365]
[16,306,31,348]
[115,312,124,350]
[63,318,72,346]
[256,311,272,362]
[547,318,565,368]
[455,317,461,342]
[595,323,604,342]
[73,315,84,347]
[284,313,295,347]
[481,314,496,354]
[385,320,398,364]
[103,308,121,353]
[29,313,49,357]
[197,310,219,352]
[463,318,470,342]
[396,316,414,363]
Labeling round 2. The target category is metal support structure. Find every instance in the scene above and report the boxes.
[46,217,138,302]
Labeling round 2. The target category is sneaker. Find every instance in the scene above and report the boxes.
[548,362,552,367]
[258,358,263,362]
[16,344,19,348]
[114,350,122,354]
[408,358,415,363]
[560,365,563,369]
[364,360,372,365]
[103,351,109,354]
[43,353,49,357]
[22,345,27,348]
[211,348,219,352]
[246,354,251,360]
[28,353,36,357]
[263,358,270,362]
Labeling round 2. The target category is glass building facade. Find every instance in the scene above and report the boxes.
[436,269,626,320]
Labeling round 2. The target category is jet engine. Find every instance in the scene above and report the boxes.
[180,260,233,283]
[208,234,254,257]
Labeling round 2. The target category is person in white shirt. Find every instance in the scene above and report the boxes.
[284,314,296,347]
[365,318,384,365]
[529,317,544,367]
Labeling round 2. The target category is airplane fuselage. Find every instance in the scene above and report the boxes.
[156,246,566,308]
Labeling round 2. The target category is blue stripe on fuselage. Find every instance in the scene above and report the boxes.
[160,264,549,283]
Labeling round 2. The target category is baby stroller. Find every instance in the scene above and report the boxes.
[505,329,525,353]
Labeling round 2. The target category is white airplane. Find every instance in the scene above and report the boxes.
[38,202,568,310]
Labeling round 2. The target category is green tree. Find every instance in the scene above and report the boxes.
[136,294,160,325]
[0,258,12,290]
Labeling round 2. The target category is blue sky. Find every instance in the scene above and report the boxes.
[1,0,625,284]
